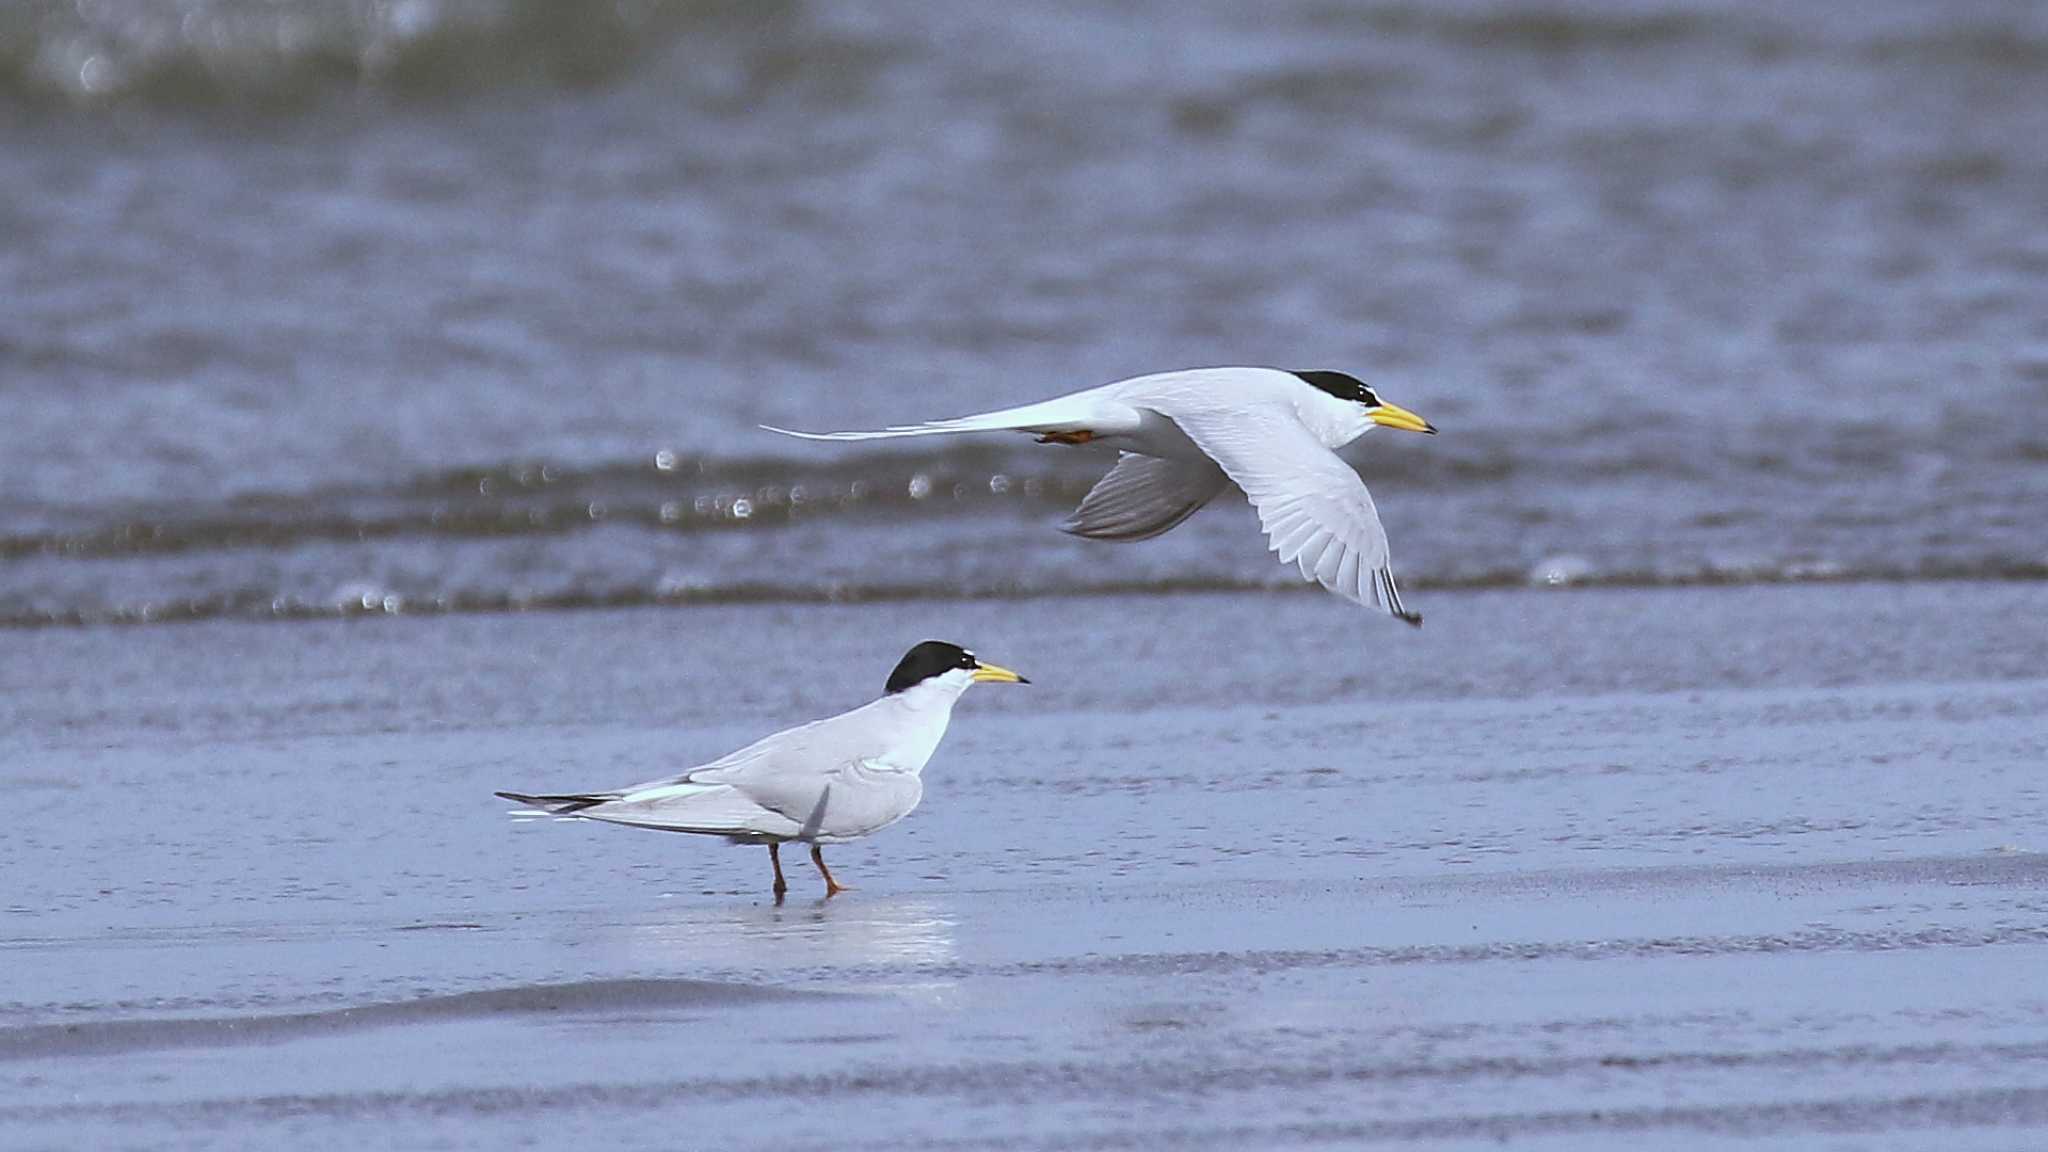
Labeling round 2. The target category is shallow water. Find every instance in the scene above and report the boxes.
[5,583,2047,1148]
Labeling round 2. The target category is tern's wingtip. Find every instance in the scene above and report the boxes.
[761,424,849,442]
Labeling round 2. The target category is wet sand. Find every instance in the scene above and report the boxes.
[4,582,2047,1149]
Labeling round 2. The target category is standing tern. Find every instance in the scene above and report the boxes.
[764,367,1437,624]
[495,641,1027,900]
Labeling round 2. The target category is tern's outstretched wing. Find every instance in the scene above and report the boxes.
[1061,453,1228,541]
[1163,402,1420,625]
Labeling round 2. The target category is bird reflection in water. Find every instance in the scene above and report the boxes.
[618,896,959,976]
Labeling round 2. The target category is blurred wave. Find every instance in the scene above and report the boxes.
[3,420,2044,628]
[0,445,1087,559]
[17,567,2048,631]
[6,0,2046,111]
[0,0,765,108]
[6,415,2042,558]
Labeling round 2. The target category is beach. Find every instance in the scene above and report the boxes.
[5,581,2046,1148]
[5,0,2048,1145]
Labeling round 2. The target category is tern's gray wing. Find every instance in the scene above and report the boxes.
[1061,453,1228,541]
[1162,400,1420,624]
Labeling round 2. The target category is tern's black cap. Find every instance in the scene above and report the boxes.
[1291,369,1380,407]
[886,641,980,693]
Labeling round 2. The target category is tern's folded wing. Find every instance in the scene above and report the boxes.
[1164,402,1420,625]
[549,696,922,837]
[576,782,805,838]
[592,707,839,801]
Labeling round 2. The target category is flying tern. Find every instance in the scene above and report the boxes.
[496,641,1027,899]
[765,367,1437,624]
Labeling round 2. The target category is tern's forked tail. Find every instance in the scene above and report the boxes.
[760,391,1133,443]
[495,790,614,815]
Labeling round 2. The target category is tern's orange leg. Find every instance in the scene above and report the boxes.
[1035,430,1095,445]
[769,843,788,901]
[810,844,850,897]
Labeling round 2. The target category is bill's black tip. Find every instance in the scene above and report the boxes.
[1017,675,1033,684]
[1423,423,1439,435]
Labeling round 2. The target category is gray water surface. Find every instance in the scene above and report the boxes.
[4,0,2046,623]
[5,583,2046,1148]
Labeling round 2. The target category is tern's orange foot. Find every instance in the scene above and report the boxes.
[811,845,850,897]
[1036,430,1096,445]
[769,843,789,899]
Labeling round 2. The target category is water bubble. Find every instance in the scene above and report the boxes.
[78,55,113,95]
[1529,555,1593,586]
[587,502,606,520]
[657,572,705,598]
[335,582,384,611]
[731,498,754,519]
[989,474,1011,494]
[659,502,681,523]
[908,474,932,500]
[654,450,676,472]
